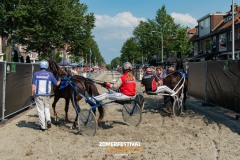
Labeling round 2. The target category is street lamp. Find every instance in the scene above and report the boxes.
[232,0,235,60]
[152,31,163,63]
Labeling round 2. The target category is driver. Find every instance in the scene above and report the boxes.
[141,67,162,92]
[92,62,136,102]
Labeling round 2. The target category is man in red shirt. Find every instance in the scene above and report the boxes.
[93,62,136,101]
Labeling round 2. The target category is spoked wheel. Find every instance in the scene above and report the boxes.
[135,94,144,110]
[122,101,142,127]
[78,109,97,136]
[172,98,182,116]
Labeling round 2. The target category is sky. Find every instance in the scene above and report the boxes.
[80,0,236,64]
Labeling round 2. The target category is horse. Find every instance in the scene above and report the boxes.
[162,68,188,115]
[47,58,104,127]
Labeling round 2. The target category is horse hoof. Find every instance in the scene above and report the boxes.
[55,116,58,122]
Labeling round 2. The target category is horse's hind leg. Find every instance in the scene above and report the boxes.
[52,97,60,122]
[70,98,80,129]
[65,98,70,122]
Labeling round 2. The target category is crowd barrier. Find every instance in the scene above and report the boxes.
[133,60,240,113]
[0,62,40,121]
[188,60,240,113]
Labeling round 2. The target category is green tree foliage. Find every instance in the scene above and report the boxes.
[120,37,141,66]
[110,57,120,68]
[131,5,192,65]
[0,0,105,64]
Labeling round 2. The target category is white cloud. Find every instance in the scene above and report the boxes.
[94,12,145,41]
[95,12,145,29]
[170,12,197,28]
[93,12,146,63]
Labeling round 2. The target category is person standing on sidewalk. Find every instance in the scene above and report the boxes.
[30,60,61,131]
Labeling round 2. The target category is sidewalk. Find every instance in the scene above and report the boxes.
[186,96,240,133]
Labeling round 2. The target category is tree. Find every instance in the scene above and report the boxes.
[0,0,105,63]
[131,5,192,64]
[110,57,121,68]
[120,37,141,66]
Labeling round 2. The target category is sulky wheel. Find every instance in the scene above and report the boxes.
[172,98,182,116]
[122,101,142,127]
[135,94,145,110]
[78,109,97,136]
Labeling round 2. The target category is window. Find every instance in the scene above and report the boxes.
[211,36,217,48]
[229,31,232,42]
[238,28,240,39]
[194,42,198,55]
[205,38,211,53]
[199,17,210,29]
[219,33,227,51]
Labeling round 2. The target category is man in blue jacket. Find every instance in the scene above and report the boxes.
[30,60,61,131]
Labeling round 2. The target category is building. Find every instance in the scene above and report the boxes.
[188,4,240,61]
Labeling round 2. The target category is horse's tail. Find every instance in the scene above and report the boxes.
[86,81,105,121]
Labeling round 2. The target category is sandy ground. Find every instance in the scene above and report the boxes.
[1,71,240,160]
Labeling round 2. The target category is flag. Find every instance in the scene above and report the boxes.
[89,48,92,56]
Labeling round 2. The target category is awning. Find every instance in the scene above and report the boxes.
[58,59,71,66]
[187,53,214,61]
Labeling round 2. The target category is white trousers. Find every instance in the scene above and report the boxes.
[35,96,51,130]
[93,92,135,102]
[155,85,175,94]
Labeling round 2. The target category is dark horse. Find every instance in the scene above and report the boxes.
[48,58,104,127]
[163,53,188,113]
[163,71,188,110]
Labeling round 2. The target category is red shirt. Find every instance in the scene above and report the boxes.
[119,73,136,96]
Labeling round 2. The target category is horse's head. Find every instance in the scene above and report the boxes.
[48,58,67,78]
[163,71,183,89]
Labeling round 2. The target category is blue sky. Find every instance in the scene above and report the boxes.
[80,0,236,64]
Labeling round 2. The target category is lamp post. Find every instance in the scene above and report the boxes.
[232,0,235,60]
[152,31,163,63]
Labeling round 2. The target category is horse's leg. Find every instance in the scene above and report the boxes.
[52,96,60,122]
[70,97,80,129]
[97,106,105,123]
[65,98,70,122]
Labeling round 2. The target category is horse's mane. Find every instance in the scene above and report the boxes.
[48,58,67,77]
[48,58,100,96]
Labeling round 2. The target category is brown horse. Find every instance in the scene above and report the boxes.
[48,58,104,127]
[163,70,188,114]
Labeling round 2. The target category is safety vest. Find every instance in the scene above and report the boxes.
[119,74,136,96]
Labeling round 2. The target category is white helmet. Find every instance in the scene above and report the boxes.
[40,60,49,69]
[122,62,132,71]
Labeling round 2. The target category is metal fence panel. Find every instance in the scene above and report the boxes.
[207,60,240,112]
[4,63,33,117]
[188,62,206,100]
[0,62,4,119]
